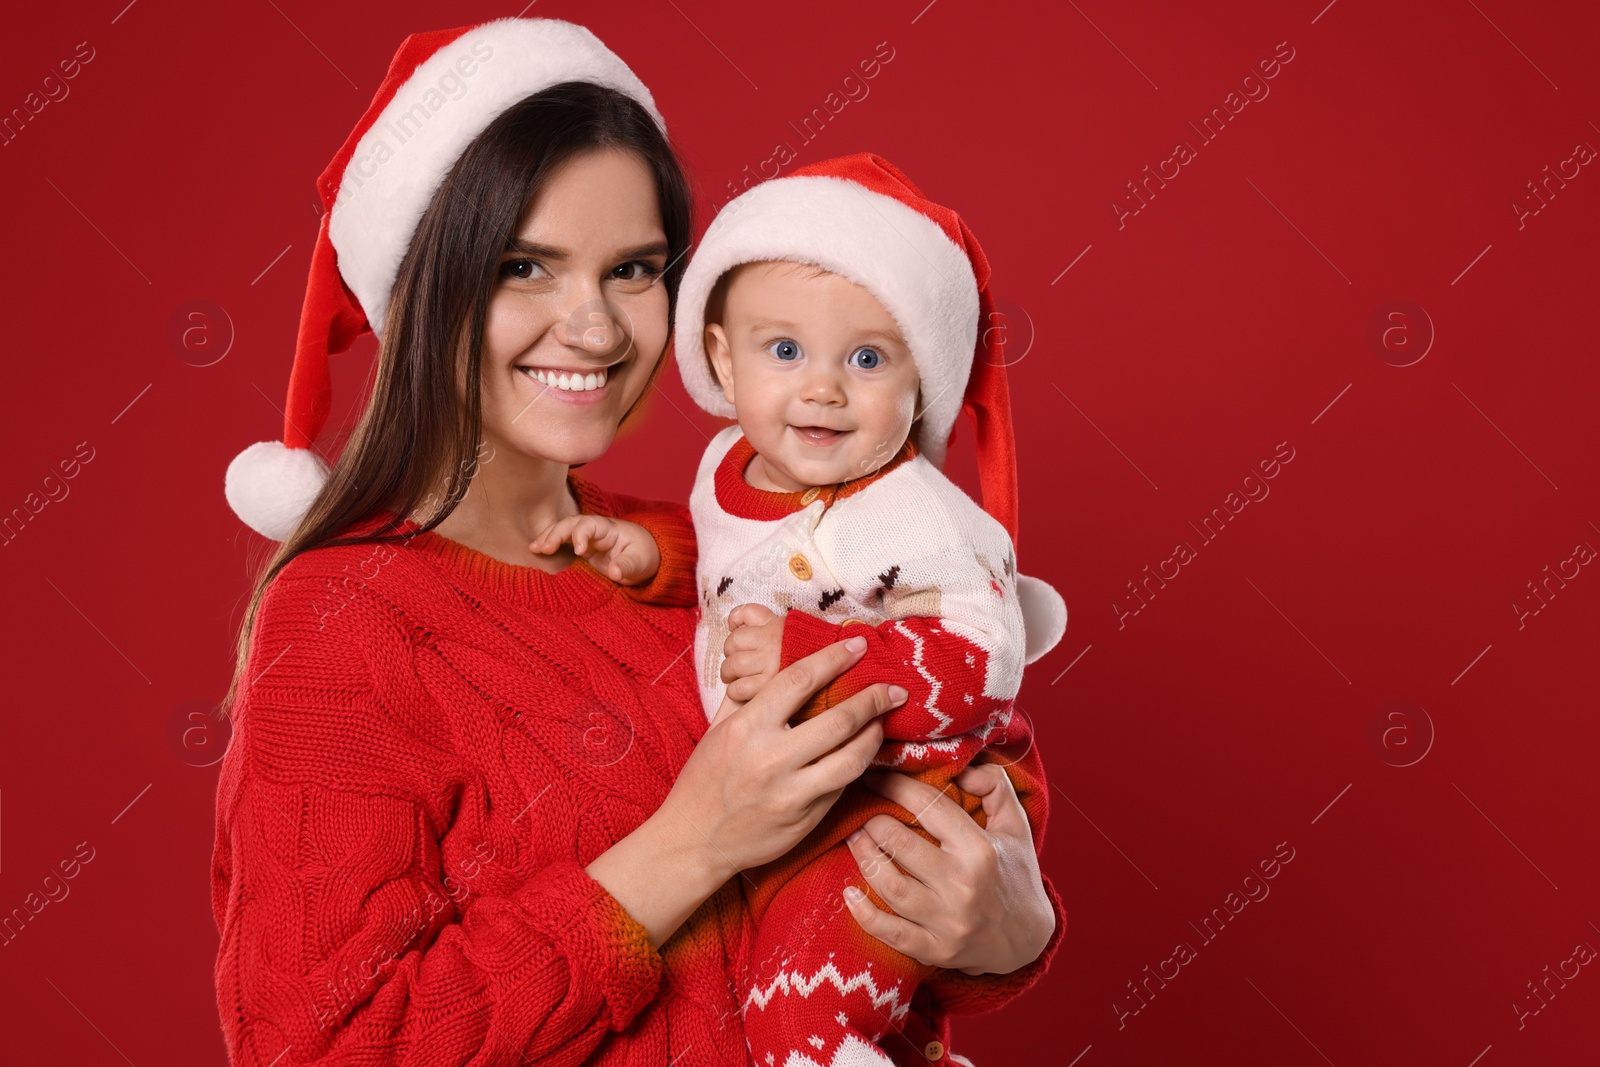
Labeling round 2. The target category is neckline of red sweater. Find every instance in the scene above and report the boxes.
[374,473,620,614]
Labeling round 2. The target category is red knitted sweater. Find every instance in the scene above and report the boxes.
[211,474,1064,1066]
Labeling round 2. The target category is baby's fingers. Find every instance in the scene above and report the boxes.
[530,517,579,554]
[726,674,771,703]
[578,521,619,557]
[531,515,606,555]
[720,650,768,685]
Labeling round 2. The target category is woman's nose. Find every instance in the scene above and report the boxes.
[555,293,630,358]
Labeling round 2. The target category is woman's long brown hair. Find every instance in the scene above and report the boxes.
[223,82,693,714]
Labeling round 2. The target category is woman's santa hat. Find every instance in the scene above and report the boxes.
[224,17,667,541]
[674,154,1067,661]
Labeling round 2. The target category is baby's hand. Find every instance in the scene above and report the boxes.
[529,515,661,586]
[720,603,785,702]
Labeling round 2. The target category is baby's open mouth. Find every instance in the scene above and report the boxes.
[791,425,848,445]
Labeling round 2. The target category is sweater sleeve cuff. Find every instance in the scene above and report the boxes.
[615,504,698,608]
[925,873,1067,1016]
[513,860,666,1032]
[779,607,852,668]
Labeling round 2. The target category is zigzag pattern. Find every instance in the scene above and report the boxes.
[869,734,972,769]
[892,619,950,737]
[871,695,1019,769]
[742,961,913,1027]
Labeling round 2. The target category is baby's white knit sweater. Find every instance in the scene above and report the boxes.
[689,426,1065,745]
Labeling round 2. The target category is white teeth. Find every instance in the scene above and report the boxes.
[525,366,608,391]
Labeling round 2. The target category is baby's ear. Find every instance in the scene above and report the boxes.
[705,323,736,405]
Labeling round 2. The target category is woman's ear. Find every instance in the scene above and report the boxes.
[705,323,736,406]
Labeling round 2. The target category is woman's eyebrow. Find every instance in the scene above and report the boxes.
[503,239,670,259]
[505,239,568,258]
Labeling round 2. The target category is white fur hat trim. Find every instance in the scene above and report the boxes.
[674,175,979,468]
[328,18,668,338]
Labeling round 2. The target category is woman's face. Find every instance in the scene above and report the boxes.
[478,147,671,466]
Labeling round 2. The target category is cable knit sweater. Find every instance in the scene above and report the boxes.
[211,473,1065,1066]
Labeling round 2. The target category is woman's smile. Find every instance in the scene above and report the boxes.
[516,360,624,404]
[477,148,669,455]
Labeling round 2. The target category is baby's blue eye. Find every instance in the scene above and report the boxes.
[849,347,882,369]
[768,339,802,361]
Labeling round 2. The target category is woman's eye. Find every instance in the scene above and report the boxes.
[611,260,662,282]
[499,258,541,281]
[849,346,882,369]
[767,339,802,361]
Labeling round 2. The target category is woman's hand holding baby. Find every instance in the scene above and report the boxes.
[587,637,911,947]
[529,514,660,585]
[671,637,907,881]
[842,764,1058,977]
[720,603,785,702]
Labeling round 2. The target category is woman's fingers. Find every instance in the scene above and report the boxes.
[846,820,939,910]
[840,881,938,966]
[797,717,882,794]
[793,693,903,803]
[860,768,989,863]
[707,692,744,728]
[746,636,868,729]
[954,760,1033,841]
[789,680,903,770]
[847,809,943,892]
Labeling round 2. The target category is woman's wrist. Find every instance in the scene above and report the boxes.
[585,804,730,949]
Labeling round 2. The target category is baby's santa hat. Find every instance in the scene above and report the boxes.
[224,17,666,541]
[675,154,1067,661]
[676,154,1018,542]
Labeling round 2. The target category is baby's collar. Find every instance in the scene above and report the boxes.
[713,432,919,521]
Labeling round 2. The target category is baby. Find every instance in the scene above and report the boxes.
[533,154,1065,1067]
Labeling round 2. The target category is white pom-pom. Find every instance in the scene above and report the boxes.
[1016,573,1068,665]
[224,441,330,541]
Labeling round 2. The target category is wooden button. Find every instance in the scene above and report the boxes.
[840,618,865,627]
[800,486,821,504]
[788,554,813,580]
[923,1040,945,1061]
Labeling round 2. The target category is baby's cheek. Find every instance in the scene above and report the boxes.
[731,355,785,416]
[856,386,918,467]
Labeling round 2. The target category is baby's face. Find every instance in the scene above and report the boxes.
[704,261,919,491]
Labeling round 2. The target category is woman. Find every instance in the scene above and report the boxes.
[213,18,1063,1066]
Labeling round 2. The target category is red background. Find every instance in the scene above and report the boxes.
[2,0,1597,1063]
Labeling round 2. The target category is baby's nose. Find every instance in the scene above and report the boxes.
[799,363,846,400]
